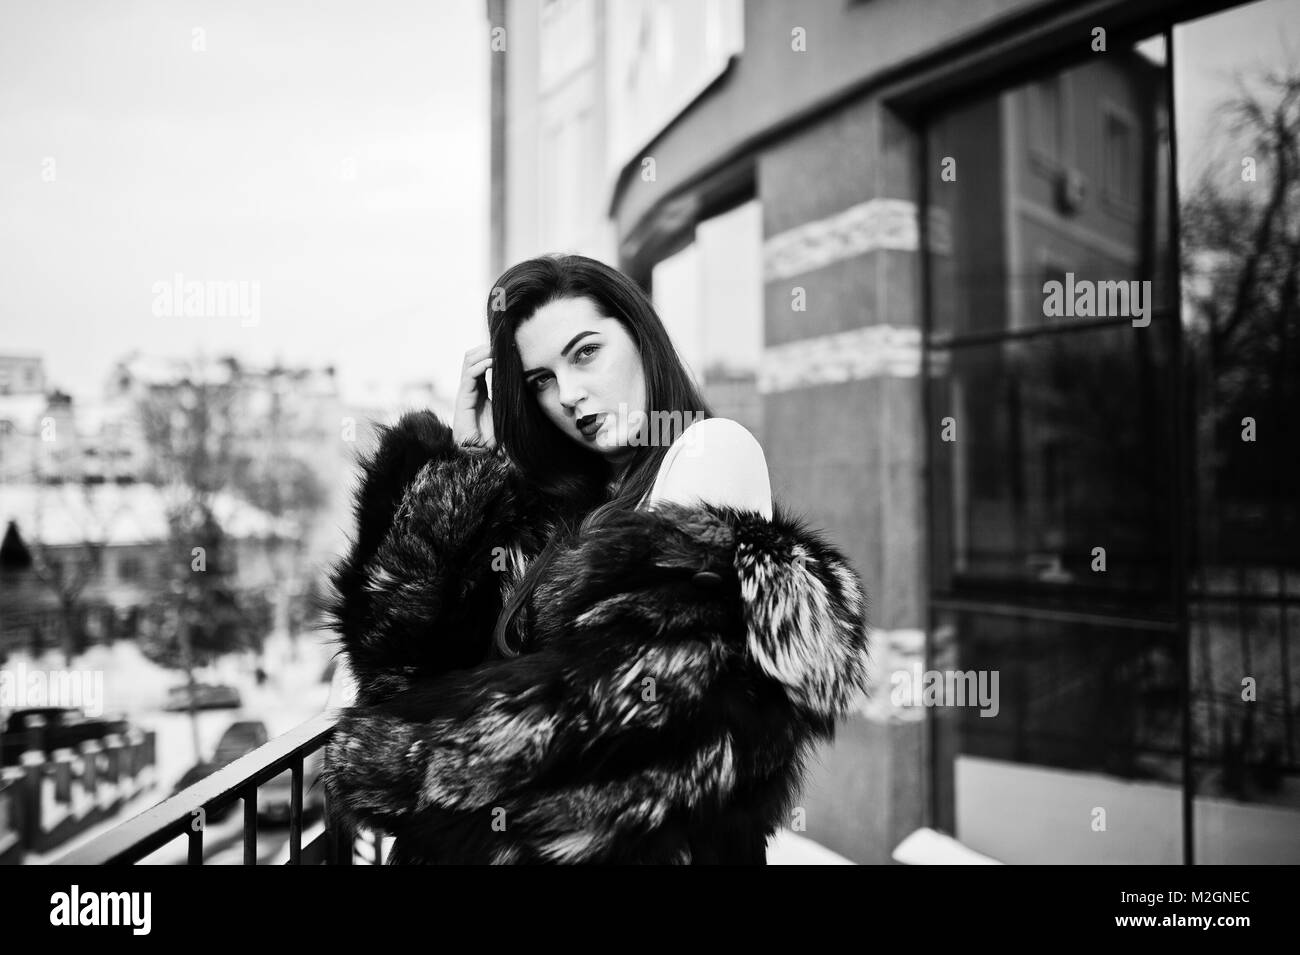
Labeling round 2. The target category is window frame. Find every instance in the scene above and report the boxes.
[914,20,1195,862]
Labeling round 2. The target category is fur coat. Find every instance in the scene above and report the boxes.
[320,409,871,864]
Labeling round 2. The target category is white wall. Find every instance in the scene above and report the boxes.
[957,754,1300,864]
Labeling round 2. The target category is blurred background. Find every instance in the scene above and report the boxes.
[1,0,1298,864]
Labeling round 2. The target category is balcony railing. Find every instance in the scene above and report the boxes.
[54,712,384,865]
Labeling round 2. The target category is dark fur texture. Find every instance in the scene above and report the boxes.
[321,409,871,864]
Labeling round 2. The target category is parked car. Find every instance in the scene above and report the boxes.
[168,759,240,823]
[0,707,131,767]
[162,683,242,712]
[213,720,268,763]
[257,749,326,826]
[169,720,270,821]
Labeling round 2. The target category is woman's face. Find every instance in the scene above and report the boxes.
[515,295,647,462]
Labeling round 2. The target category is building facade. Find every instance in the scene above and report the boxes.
[489,0,1300,863]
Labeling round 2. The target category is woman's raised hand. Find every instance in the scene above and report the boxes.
[451,344,496,449]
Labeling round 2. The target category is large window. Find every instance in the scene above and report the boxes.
[925,0,1300,864]
[1176,0,1300,863]
[650,199,764,435]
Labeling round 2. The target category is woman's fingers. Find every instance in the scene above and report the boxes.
[461,344,492,369]
[454,346,495,446]
[459,356,492,394]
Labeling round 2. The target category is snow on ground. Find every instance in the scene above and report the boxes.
[766,829,856,865]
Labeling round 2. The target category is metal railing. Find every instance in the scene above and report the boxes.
[54,711,384,865]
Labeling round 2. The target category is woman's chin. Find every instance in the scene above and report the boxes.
[590,419,621,451]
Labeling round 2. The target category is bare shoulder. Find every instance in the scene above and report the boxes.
[677,416,765,452]
[650,417,772,516]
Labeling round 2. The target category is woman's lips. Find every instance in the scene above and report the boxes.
[578,413,605,438]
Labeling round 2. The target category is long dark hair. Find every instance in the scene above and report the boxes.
[487,253,713,657]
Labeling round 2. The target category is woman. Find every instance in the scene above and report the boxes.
[321,253,870,864]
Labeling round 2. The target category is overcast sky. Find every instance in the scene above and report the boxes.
[3,0,1297,414]
[0,0,489,408]
[1176,0,1300,187]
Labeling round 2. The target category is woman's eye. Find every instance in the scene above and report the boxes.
[530,344,595,391]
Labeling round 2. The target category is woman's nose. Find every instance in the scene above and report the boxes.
[557,374,586,410]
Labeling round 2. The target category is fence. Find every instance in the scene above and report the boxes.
[0,716,157,860]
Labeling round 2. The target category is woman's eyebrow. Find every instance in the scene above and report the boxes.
[523,330,596,378]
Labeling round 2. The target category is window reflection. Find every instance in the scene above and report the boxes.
[928,38,1172,339]
[930,609,1184,863]
[651,199,764,435]
[925,1,1300,862]
[925,35,1177,606]
[934,609,1183,780]
[925,34,1182,862]
[929,326,1176,607]
[1176,0,1300,850]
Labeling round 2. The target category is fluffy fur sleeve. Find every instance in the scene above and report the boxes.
[322,409,547,705]
[322,498,870,864]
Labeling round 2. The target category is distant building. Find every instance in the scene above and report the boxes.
[0,390,48,483]
[0,351,411,652]
[0,356,73,483]
[0,355,45,396]
[0,483,295,659]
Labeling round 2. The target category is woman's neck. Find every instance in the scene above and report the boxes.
[606,449,635,492]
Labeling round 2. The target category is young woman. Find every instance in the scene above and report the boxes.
[321,253,870,864]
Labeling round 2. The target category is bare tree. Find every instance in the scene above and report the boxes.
[24,482,132,665]
[229,381,329,655]
[136,360,263,760]
[1181,64,1300,794]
